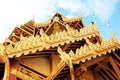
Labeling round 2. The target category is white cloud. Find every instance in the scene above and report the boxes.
[57,0,118,20]
[86,0,118,21]
[57,0,90,16]
[0,0,57,42]
[0,0,119,42]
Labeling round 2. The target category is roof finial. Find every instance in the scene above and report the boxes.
[106,21,112,32]
[110,31,119,44]
[92,8,96,21]
[80,9,82,16]
[56,10,59,14]
[106,20,118,42]
[32,14,35,21]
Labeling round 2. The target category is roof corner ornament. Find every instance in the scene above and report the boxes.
[0,43,10,80]
[106,21,118,44]
[0,44,5,55]
[57,47,75,80]
[111,32,118,44]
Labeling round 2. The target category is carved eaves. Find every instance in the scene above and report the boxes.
[58,33,119,64]
[6,24,100,58]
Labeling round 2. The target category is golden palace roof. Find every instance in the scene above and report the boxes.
[0,13,120,80]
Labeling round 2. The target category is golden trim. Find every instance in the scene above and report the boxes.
[58,34,119,64]
[7,25,100,58]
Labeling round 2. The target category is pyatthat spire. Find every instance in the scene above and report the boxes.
[106,21,113,33]
[92,8,96,21]
[32,14,35,21]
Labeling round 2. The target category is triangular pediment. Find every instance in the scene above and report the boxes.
[44,12,68,35]
[51,12,64,23]
[45,21,67,36]
[0,12,120,80]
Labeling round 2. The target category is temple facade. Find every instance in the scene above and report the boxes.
[0,12,120,80]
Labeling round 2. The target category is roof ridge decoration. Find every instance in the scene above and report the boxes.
[111,32,118,44]
[45,16,67,35]
[34,12,82,28]
[64,15,82,22]
[57,33,119,64]
[6,24,100,58]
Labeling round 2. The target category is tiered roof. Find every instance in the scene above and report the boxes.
[6,23,99,58]
[0,12,120,80]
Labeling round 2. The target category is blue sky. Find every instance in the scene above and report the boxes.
[0,0,120,42]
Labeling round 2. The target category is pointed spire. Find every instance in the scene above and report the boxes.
[106,21,111,29]
[56,10,59,14]
[111,32,118,43]
[55,10,62,17]
[92,8,96,21]
[80,9,82,16]
[105,20,113,33]
[32,14,35,21]
[105,21,117,42]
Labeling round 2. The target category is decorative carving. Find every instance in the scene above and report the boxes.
[57,35,119,64]
[53,23,61,34]
[0,44,5,55]
[0,13,120,80]
[6,23,119,59]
